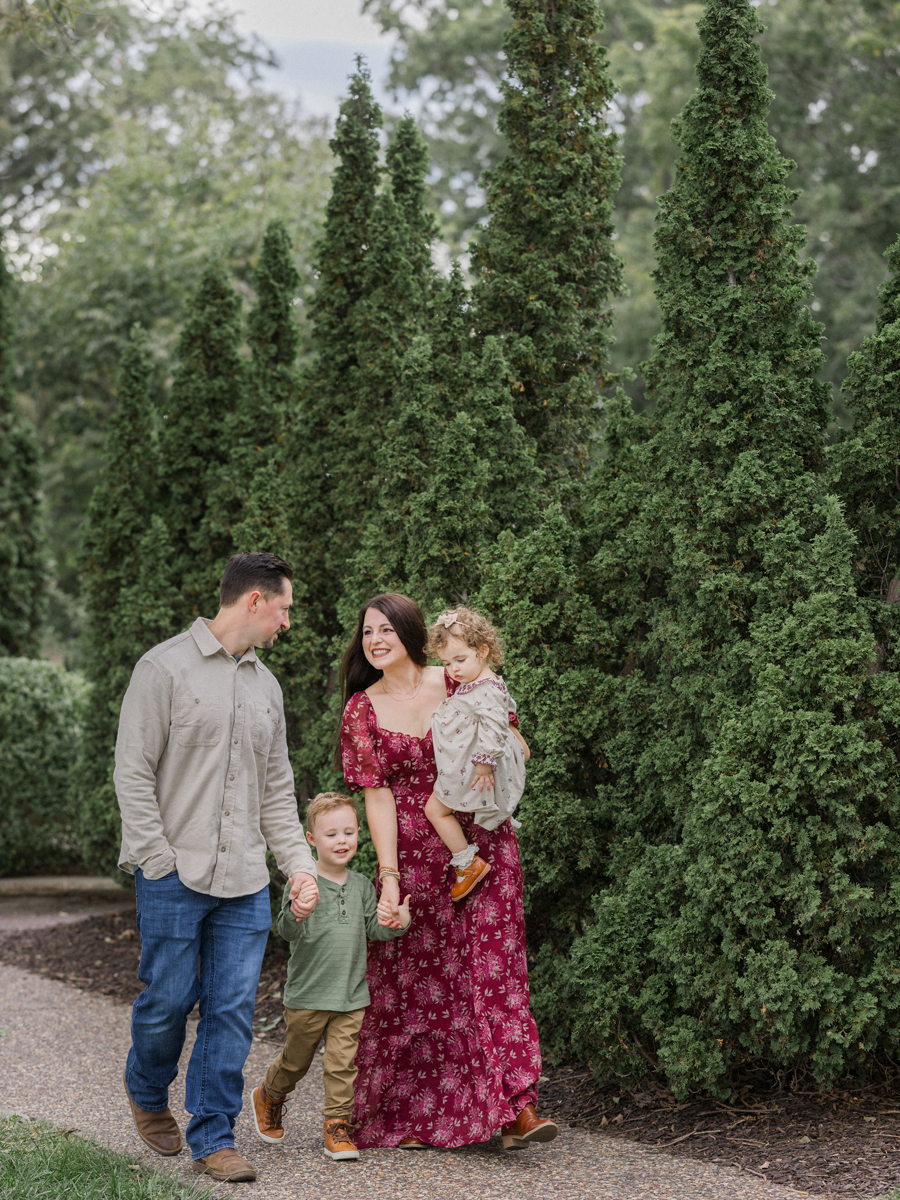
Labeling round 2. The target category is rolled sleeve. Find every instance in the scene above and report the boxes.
[114,660,176,878]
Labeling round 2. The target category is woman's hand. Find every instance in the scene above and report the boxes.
[377,875,402,927]
[378,888,411,930]
[471,763,495,792]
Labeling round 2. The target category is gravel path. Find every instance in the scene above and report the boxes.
[0,894,133,934]
[0,963,810,1200]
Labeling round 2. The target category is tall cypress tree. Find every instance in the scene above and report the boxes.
[546,0,900,1095]
[74,327,180,875]
[280,65,383,797]
[348,265,543,615]
[158,261,246,625]
[474,0,623,490]
[0,244,47,656]
[833,235,900,676]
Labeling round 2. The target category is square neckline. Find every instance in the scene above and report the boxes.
[361,669,455,742]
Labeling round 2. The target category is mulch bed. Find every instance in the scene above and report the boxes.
[3,908,899,1197]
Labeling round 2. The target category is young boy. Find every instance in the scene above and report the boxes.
[251,792,410,1161]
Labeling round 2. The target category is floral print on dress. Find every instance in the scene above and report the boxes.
[340,673,541,1149]
[430,676,526,830]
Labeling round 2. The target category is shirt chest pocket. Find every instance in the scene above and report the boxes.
[250,701,277,756]
[173,695,223,747]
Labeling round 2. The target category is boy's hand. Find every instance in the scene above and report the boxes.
[377,888,410,929]
[471,763,495,792]
[289,872,319,921]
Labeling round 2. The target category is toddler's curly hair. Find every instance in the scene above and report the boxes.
[427,606,504,666]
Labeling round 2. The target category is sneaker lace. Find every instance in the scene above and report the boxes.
[327,1120,354,1144]
[264,1093,288,1126]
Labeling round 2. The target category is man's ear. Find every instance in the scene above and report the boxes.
[247,589,263,613]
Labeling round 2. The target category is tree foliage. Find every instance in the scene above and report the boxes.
[0,243,46,657]
[474,0,622,487]
[833,236,900,678]
[488,0,900,1096]
[73,327,179,875]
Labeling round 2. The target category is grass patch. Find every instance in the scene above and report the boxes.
[0,1117,210,1199]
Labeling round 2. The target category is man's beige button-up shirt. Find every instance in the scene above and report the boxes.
[114,617,316,897]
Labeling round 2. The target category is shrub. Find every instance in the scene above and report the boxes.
[0,658,87,876]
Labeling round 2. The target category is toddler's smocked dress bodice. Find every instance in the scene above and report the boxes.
[431,676,526,830]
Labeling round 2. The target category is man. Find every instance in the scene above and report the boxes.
[115,552,319,1183]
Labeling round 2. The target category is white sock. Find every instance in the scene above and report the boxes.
[450,844,478,870]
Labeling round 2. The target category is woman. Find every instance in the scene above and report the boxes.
[339,592,557,1150]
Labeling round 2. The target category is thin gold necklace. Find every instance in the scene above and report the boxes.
[380,669,424,701]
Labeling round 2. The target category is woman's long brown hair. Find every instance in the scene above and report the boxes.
[333,593,428,771]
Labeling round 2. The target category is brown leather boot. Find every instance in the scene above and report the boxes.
[450,855,491,901]
[501,1103,559,1150]
[323,1119,359,1161]
[191,1148,257,1181]
[123,1069,183,1156]
[251,1084,288,1144]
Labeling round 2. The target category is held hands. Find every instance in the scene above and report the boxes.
[376,875,407,929]
[377,890,411,930]
[288,871,319,921]
[471,763,495,792]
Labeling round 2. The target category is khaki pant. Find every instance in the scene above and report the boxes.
[263,1007,365,1121]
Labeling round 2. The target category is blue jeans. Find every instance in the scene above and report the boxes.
[125,870,271,1159]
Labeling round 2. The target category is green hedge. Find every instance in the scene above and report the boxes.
[0,658,87,876]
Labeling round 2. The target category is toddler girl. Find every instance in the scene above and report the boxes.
[424,607,527,900]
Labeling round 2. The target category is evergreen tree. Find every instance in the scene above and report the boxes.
[544,0,900,1094]
[287,77,447,797]
[473,0,623,490]
[0,244,46,656]
[349,265,543,615]
[74,328,180,876]
[158,261,246,624]
[833,236,900,676]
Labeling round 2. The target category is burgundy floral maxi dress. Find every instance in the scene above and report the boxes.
[341,673,542,1148]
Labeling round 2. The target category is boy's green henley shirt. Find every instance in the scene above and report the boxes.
[276,868,407,1012]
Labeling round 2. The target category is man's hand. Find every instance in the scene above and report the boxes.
[288,871,319,921]
[471,763,495,792]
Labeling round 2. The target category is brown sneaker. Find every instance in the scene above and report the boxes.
[191,1148,257,1181]
[123,1069,183,1156]
[450,855,491,901]
[251,1084,288,1144]
[501,1103,558,1150]
[323,1119,359,1161]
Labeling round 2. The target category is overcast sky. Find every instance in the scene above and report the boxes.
[226,0,397,117]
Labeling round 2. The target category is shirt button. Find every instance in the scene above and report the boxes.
[224,811,230,816]
[229,774,234,781]
[233,739,238,745]
[220,845,227,852]
[237,703,241,709]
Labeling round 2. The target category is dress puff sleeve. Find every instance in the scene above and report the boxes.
[444,670,519,728]
[341,692,390,791]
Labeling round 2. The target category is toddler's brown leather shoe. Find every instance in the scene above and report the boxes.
[450,855,491,901]
[324,1119,359,1161]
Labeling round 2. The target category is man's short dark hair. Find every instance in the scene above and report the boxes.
[219,553,293,608]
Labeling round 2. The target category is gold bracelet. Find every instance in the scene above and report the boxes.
[379,868,401,881]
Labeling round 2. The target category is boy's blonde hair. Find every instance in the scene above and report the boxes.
[306,791,359,833]
[427,606,504,666]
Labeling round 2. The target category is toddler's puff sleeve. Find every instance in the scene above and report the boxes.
[341,693,390,791]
